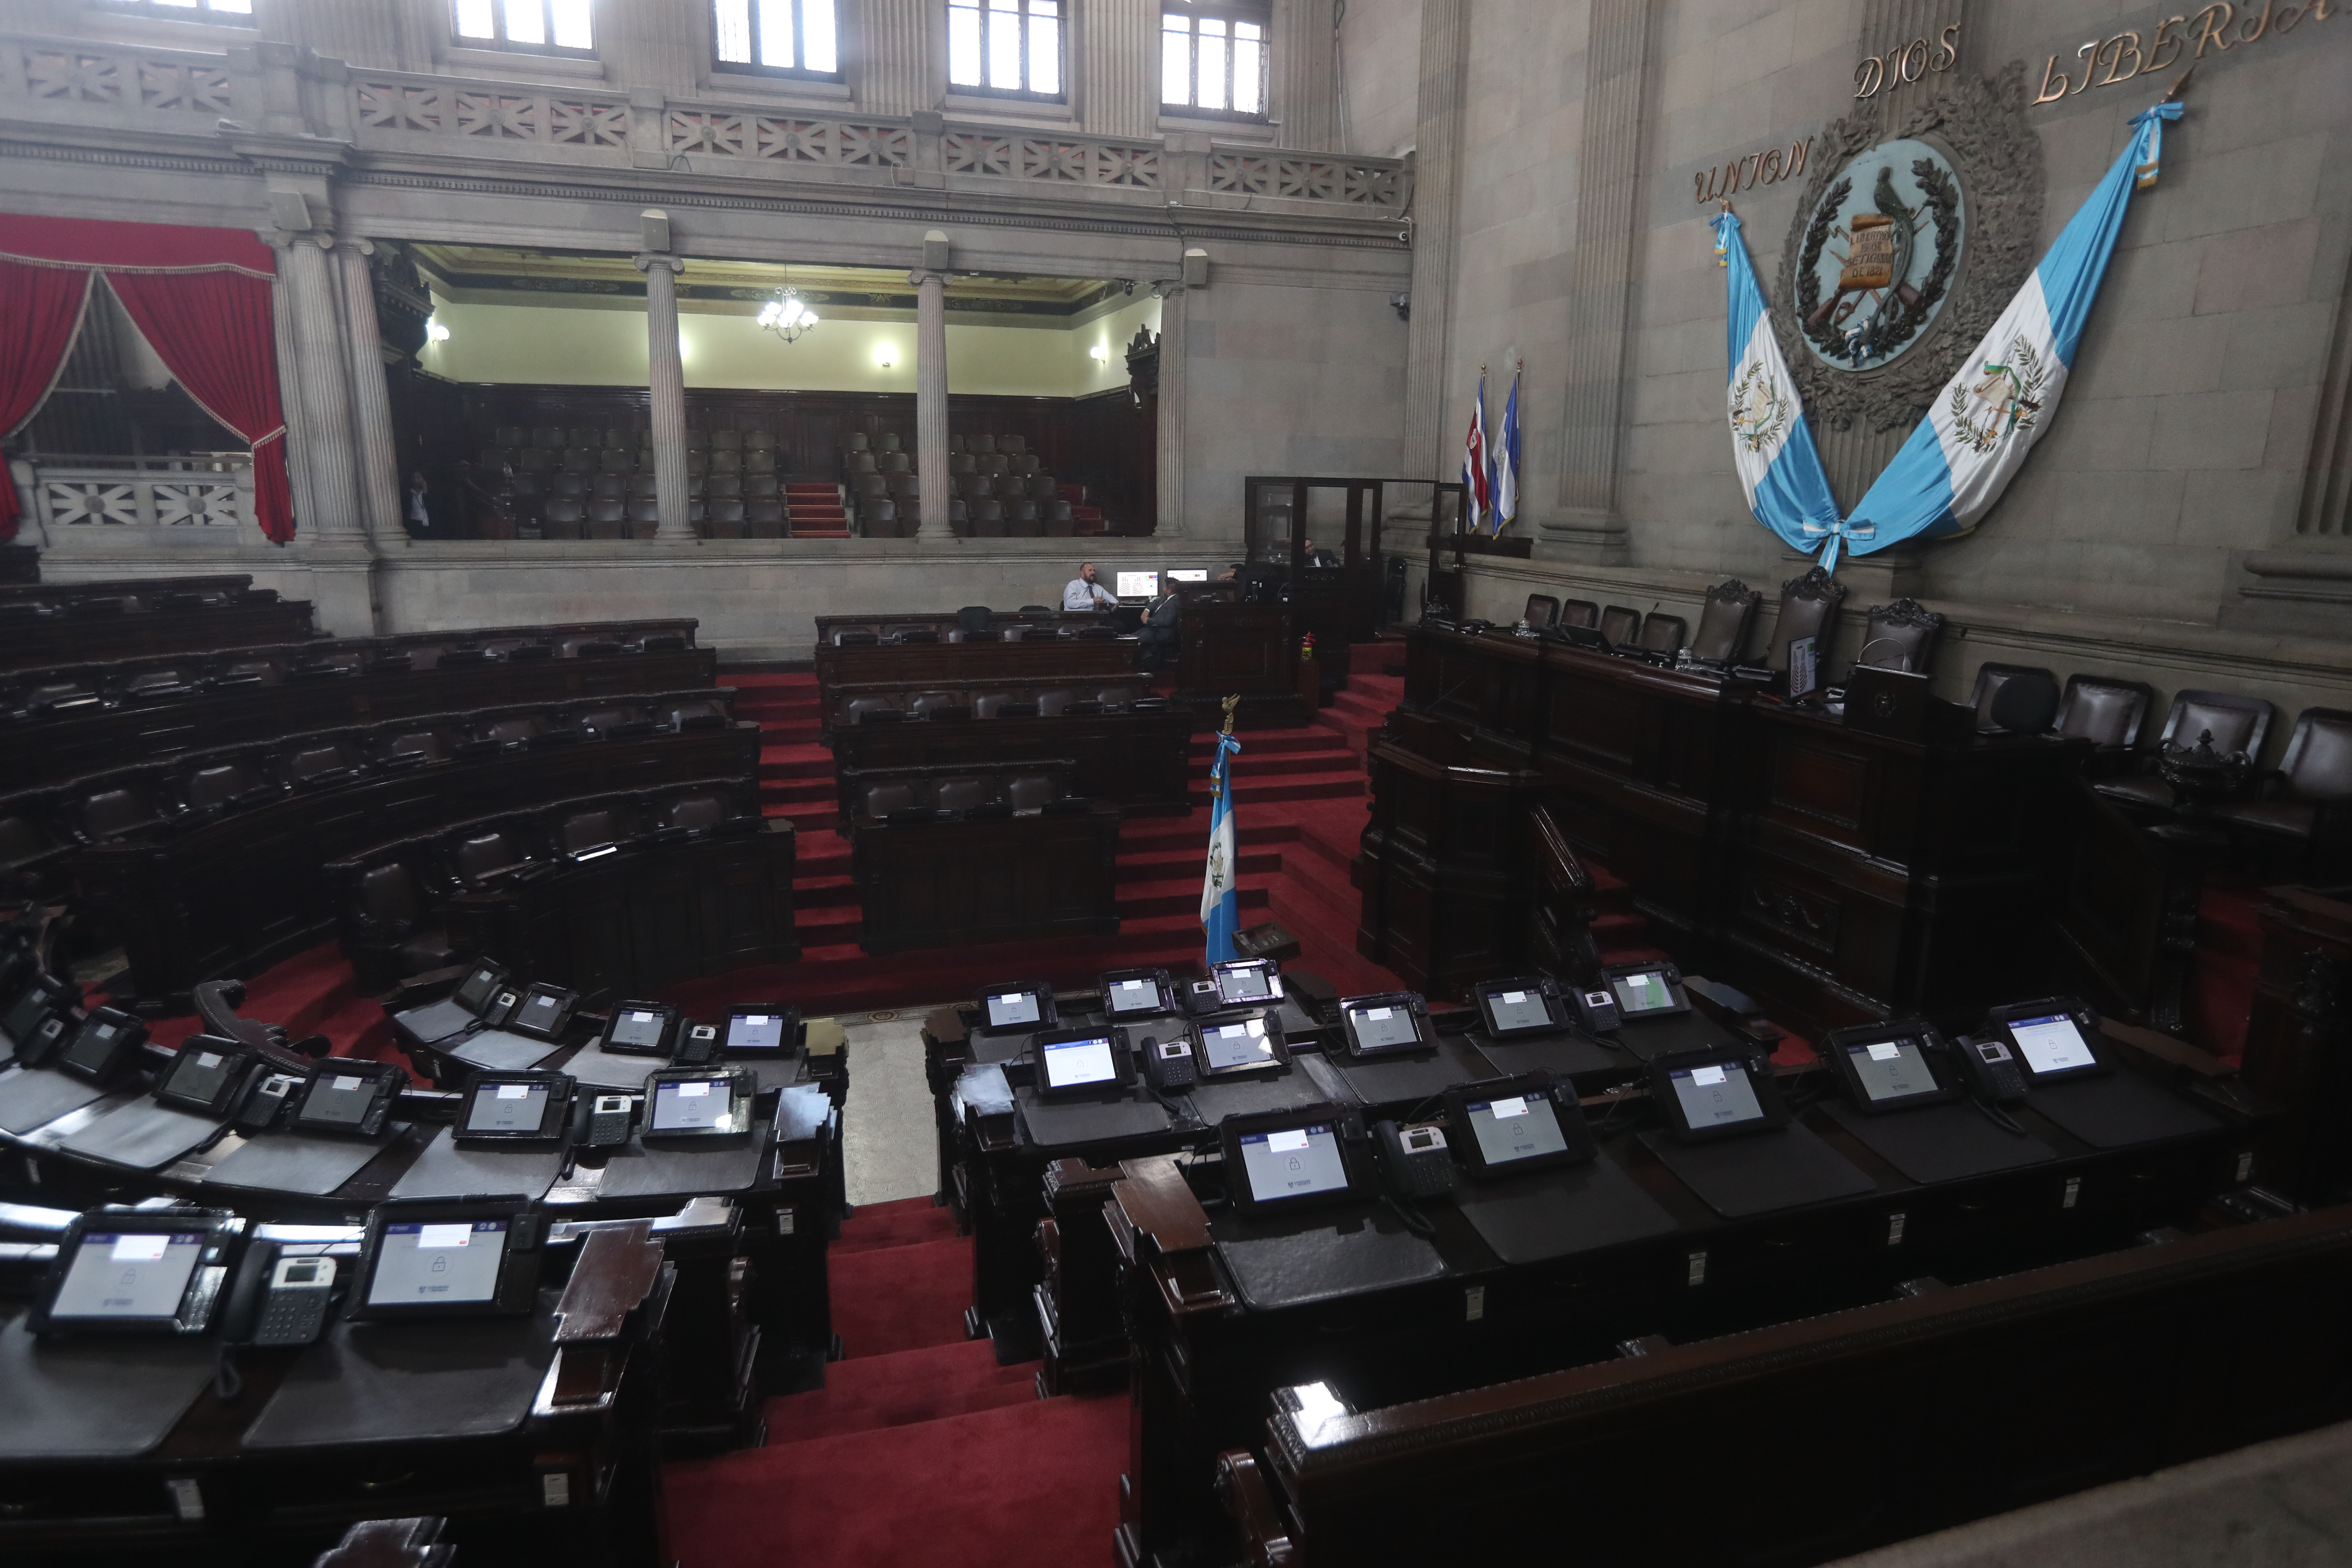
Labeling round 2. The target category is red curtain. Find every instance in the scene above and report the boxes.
[0,213,291,544]
[0,261,96,540]
[105,269,294,544]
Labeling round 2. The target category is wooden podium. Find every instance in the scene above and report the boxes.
[1173,597,1308,729]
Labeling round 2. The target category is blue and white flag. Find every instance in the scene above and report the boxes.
[1492,363,1521,535]
[1833,102,2184,567]
[1713,210,1844,558]
[1200,728,1243,971]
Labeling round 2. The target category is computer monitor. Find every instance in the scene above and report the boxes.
[599,1001,678,1057]
[1166,569,1209,584]
[643,1068,756,1138]
[1649,1047,1789,1144]
[1192,1011,1288,1078]
[348,1201,539,1320]
[1822,1020,1959,1114]
[1033,1026,1133,1099]
[1473,976,1566,1039]
[721,1006,800,1057]
[1220,1105,1370,1216]
[1115,570,1160,599]
[1339,992,1434,1058]
[30,1211,240,1335]
[1444,1072,1595,1179]
[1985,998,2106,1084]
[153,1035,256,1117]
[456,1071,571,1142]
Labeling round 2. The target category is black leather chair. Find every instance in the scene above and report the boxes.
[1969,663,2058,730]
[1006,773,1056,812]
[934,777,990,814]
[2092,689,2273,815]
[347,861,455,989]
[2055,676,2155,752]
[1767,567,1846,675]
[1557,599,1599,630]
[1637,613,1686,656]
[1690,579,1762,664]
[1856,598,1943,674]
[1599,605,1642,646]
[2211,707,2352,874]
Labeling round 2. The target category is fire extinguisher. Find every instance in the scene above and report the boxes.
[1300,632,1316,662]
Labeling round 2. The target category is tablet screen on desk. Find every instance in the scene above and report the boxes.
[1215,963,1274,1004]
[1107,977,1161,1015]
[1236,1124,1350,1205]
[303,1073,380,1129]
[159,1042,242,1109]
[1845,1038,1939,1106]
[453,965,505,1016]
[367,1219,507,1307]
[2010,1014,2098,1077]
[465,1080,553,1135]
[516,990,566,1035]
[1201,1018,1276,1073]
[1348,1006,1422,1052]
[1484,988,1554,1033]
[649,1076,741,1133]
[1041,1034,1119,1091]
[1464,1094,1570,1168]
[1667,1061,1767,1130]
[61,1016,131,1078]
[52,1231,204,1322]
[1610,969,1681,1017]
[986,991,1041,1029]
[606,1009,668,1051]
[728,1012,790,1053]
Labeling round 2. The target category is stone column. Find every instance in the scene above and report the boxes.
[280,234,363,535]
[634,252,693,540]
[267,243,319,533]
[1546,0,1648,557]
[1081,0,1159,140]
[1276,0,1338,150]
[912,250,951,539]
[334,239,401,539]
[1400,0,1468,480]
[1155,283,1187,536]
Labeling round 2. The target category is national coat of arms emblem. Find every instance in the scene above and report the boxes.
[1729,359,1790,453]
[1949,333,2047,453]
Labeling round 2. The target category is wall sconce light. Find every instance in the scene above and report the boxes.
[876,345,898,369]
[1089,342,1110,362]
[425,319,451,342]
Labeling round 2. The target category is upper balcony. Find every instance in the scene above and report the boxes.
[0,31,1412,234]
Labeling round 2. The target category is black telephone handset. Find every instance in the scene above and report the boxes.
[1140,1034,1196,1092]
[1375,1120,1458,1202]
[1954,1034,2028,1107]
[219,1240,339,1350]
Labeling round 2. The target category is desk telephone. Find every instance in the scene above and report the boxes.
[1140,1034,1196,1093]
[1375,1120,1458,1202]
[1572,986,1622,1034]
[584,1093,636,1147]
[220,1240,340,1349]
[234,1071,304,1134]
[1954,1034,2028,1106]
[674,1023,722,1066]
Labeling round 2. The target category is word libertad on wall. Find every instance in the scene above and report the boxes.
[2035,0,2337,102]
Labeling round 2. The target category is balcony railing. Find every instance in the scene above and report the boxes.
[14,458,254,535]
[0,31,1409,218]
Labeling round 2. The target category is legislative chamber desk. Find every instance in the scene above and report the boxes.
[1173,597,1307,729]
[813,621,1139,738]
[0,1022,847,1447]
[1370,625,2092,1024]
[0,590,319,670]
[830,703,1195,817]
[1105,1040,2259,1568]
[848,798,1122,954]
[0,1214,673,1567]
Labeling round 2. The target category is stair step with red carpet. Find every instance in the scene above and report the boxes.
[764,1340,1037,1445]
[784,483,851,539]
[834,1194,959,1253]
[664,1391,1128,1568]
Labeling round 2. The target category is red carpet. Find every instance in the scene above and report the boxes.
[2192,878,2263,1066]
[785,482,851,538]
[664,1196,1129,1568]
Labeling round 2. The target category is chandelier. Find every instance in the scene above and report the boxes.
[756,286,820,344]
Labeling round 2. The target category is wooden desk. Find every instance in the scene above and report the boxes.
[815,637,1140,738]
[830,707,1194,817]
[1385,626,2092,1023]
[1173,599,1306,729]
[0,595,320,671]
[1109,1058,2254,1568]
[848,803,1121,954]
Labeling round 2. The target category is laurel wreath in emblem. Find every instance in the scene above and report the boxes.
[1949,333,2047,454]
[1729,359,1791,453]
[1795,157,1963,368]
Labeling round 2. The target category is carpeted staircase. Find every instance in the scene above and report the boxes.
[703,656,1418,1016]
[662,1197,1127,1568]
[784,483,851,539]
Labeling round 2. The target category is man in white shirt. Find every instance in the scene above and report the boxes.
[1062,561,1116,612]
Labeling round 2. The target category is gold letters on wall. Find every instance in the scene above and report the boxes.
[1855,24,1963,99]
[1694,138,1814,205]
[2034,0,2337,104]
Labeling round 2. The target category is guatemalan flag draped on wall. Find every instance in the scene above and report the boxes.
[1836,102,2185,564]
[1713,208,1843,557]
[1200,725,1243,973]
[1715,101,2185,570]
